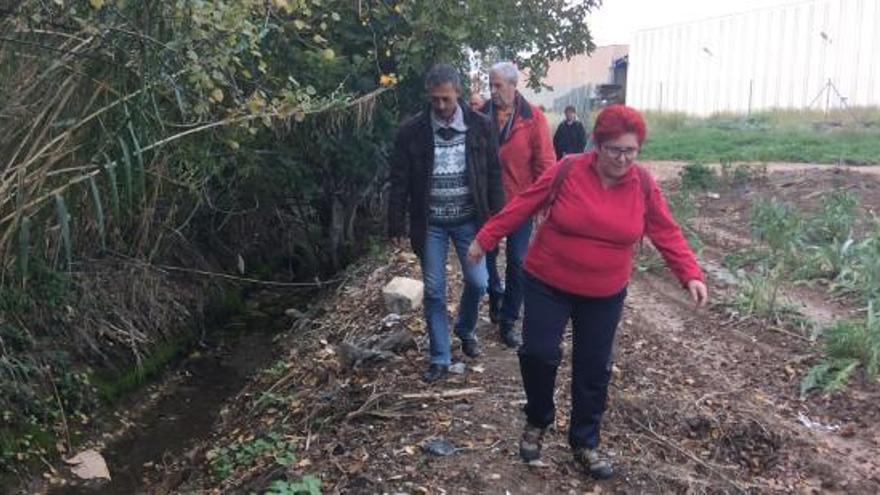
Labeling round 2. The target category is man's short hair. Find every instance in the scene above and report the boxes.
[564,105,577,113]
[489,61,518,86]
[425,64,461,91]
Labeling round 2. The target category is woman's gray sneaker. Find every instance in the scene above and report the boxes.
[519,424,546,462]
[573,448,614,479]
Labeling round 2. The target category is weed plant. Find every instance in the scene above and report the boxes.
[679,163,719,192]
[802,300,880,395]
[266,476,322,495]
[207,433,298,480]
[733,263,796,324]
[748,198,804,259]
[806,190,858,243]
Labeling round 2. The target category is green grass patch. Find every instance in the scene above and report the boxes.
[91,332,197,404]
[640,109,880,164]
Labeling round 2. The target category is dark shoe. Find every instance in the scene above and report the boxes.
[461,338,482,358]
[422,364,448,383]
[489,296,501,324]
[500,326,522,349]
[519,423,546,462]
[573,448,614,479]
[489,308,500,324]
[488,294,502,324]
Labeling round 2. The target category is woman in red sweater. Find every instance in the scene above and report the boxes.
[467,105,708,479]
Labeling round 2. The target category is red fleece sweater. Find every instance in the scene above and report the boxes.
[497,102,556,201]
[476,151,704,297]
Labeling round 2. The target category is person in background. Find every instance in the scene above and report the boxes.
[388,64,504,383]
[467,105,708,479]
[469,93,486,113]
[553,105,588,159]
[481,61,556,348]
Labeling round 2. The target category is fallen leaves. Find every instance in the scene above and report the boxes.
[173,229,880,494]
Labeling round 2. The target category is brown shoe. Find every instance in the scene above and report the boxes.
[573,448,614,479]
[519,423,546,462]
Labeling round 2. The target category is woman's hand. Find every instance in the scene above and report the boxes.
[466,240,485,266]
[687,279,708,307]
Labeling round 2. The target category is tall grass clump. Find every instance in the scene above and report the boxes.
[802,300,880,395]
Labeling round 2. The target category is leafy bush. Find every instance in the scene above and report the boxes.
[749,198,804,258]
[798,238,857,280]
[806,190,858,243]
[679,163,719,192]
[266,476,322,495]
[733,263,796,324]
[834,226,880,302]
[207,433,297,480]
[802,300,880,395]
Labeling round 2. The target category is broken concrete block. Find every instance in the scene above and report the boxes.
[382,277,424,314]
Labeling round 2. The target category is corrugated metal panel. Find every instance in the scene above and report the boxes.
[626,0,880,115]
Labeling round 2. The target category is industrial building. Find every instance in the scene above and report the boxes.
[519,44,629,113]
[626,0,880,115]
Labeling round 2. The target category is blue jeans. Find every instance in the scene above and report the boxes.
[519,273,626,449]
[421,221,489,366]
[486,219,533,329]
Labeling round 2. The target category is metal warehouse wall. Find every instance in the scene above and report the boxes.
[626,0,880,115]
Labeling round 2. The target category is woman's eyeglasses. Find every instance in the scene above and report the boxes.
[601,145,639,159]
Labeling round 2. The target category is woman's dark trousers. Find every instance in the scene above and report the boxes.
[519,273,626,449]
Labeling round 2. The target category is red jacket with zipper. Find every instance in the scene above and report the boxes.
[476,151,704,297]
[484,95,556,201]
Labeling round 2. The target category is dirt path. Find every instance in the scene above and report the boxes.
[171,260,879,493]
[164,164,880,494]
[640,160,880,182]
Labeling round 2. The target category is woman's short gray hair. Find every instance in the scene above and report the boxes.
[425,63,462,91]
[490,62,518,86]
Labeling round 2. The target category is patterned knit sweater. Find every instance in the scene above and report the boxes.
[429,109,475,224]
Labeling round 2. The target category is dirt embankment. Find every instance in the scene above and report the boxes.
[119,165,880,494]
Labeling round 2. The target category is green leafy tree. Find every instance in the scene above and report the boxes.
[0,0,600,475]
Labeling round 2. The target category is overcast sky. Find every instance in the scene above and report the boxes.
[586,0,813,45]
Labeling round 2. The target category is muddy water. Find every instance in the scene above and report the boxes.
[52,296,295,495]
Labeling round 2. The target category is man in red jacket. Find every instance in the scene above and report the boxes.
[482,61,556,348]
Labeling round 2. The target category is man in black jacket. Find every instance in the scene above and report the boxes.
[553,105,588,159]
[388,64,505,383]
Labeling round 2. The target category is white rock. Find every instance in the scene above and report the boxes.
[382,313,402,327]
[284,308,306,319]
[449,362,467,374]
[65,450,111,481]
[382,277,424,314]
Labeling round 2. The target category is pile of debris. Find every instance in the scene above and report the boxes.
[163,250,495,493]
